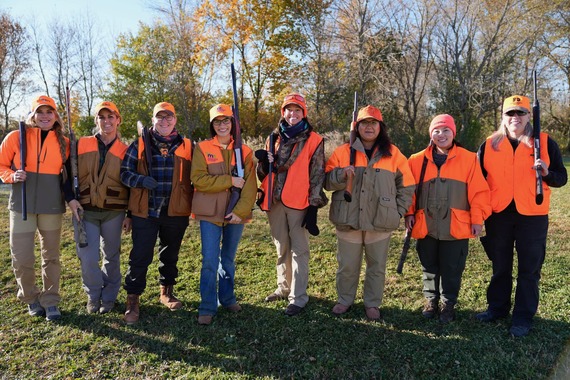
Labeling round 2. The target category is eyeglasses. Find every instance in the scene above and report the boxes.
[359,119,379,127]
[284,94,306,103]
[212,117,232,127]
[155,115,174,122]
[505,110,528,117]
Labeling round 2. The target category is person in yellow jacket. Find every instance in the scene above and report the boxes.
[65,101,131,314]
[191,104,257,325]
[405,114,491,323]
[325,105,415,321]
[120,102,193,324]
[256,93,328,317]
[0,95,69,321]
[475,95,567,337]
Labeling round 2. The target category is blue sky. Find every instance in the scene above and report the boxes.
[2,0,155,37]
[2,0,157,117]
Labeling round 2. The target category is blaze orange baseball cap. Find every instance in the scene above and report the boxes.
[356,105,383,123]
[281,93,307,118]
[153,102,176,117]
[209,104,233,122]
[503,95,530,113]
[429,114,456,137]
[31,95,57,113]
[94,101,121,118]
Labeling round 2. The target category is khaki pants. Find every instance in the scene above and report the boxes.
[335,229,391,308]
[267,201,310,307]
[10,211,63,307]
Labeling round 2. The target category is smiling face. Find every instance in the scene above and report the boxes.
[357,118,381,146]
[430,126,454,153]
[33,106,57,131]
[212,116,232,142]
[503,110,530,139]
[96,108,120,139]
[152,111,177,136]
[283,105,304,127]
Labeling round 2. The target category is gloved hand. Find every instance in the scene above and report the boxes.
[255,149,270,173]
[255,149,268,162]
[302,205,319,236]
[142,176,158,190]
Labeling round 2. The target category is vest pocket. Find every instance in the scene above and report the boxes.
[373,195,400,230]
[329,191,349,225]
[191,191,216,216]
[449,208,473,239]
[411,209,428,239]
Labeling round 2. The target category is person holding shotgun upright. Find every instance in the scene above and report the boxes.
[405,114,490,323]
[191,104,256,325]
[65,101,131,315]
[325,105,414,321]
[0,95,69,321]
[476,94,566,337]
[256,93,328,317]
[120,102,193,324]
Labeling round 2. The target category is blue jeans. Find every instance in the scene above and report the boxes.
[198,221,244,316]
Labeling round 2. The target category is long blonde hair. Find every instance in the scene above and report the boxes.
[490,119,533,151]
[25,109,68,164]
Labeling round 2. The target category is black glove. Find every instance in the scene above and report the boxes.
[302,205,319,236]
[142,176,158,190]
[255,149,270,173]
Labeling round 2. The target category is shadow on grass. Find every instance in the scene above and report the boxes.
[57,295,570,379]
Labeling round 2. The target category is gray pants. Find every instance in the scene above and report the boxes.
[75,210,125,303]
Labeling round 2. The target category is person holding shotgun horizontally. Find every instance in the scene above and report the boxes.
[256,93,328,317]
[324,105,414,321]
[65,101,131,315]
[191,104,257,325]
[120,102,193,325]
[476,95,567,337]
[0,95,69,321]
[405,114,491,323]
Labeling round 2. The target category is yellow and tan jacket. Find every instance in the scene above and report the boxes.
[191,136,256,224]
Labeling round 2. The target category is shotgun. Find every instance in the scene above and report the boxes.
[396,229,411,274]
[224,62,245,220]
[65,87,88,248]
[136,120,155,211]
[19,121,27,220]
[344,92,358,202]
[266,132,275,210]
[532,70,543,205]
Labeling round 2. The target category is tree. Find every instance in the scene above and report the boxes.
[0,13,33,132]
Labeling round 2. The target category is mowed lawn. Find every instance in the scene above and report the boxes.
[0,161,569,379]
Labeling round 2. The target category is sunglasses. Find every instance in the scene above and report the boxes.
[505,110,528,117]
[284,94,306,103]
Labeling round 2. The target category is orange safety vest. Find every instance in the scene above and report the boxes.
[77,136,129,210]
[128,136,193,218]
[483,133,550,215]
[259,132,322,211]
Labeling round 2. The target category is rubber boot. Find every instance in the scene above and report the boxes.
[159,285,182,310]
[124,294,140,325]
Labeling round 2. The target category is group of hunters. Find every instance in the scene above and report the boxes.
[0,89,566,338]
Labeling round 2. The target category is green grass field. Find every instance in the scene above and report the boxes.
[0,162,569,379]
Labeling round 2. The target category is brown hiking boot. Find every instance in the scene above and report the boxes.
[124,294,140,325]
[159,285,183,310]
[422,298,439,319]
[439,302,455,323]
